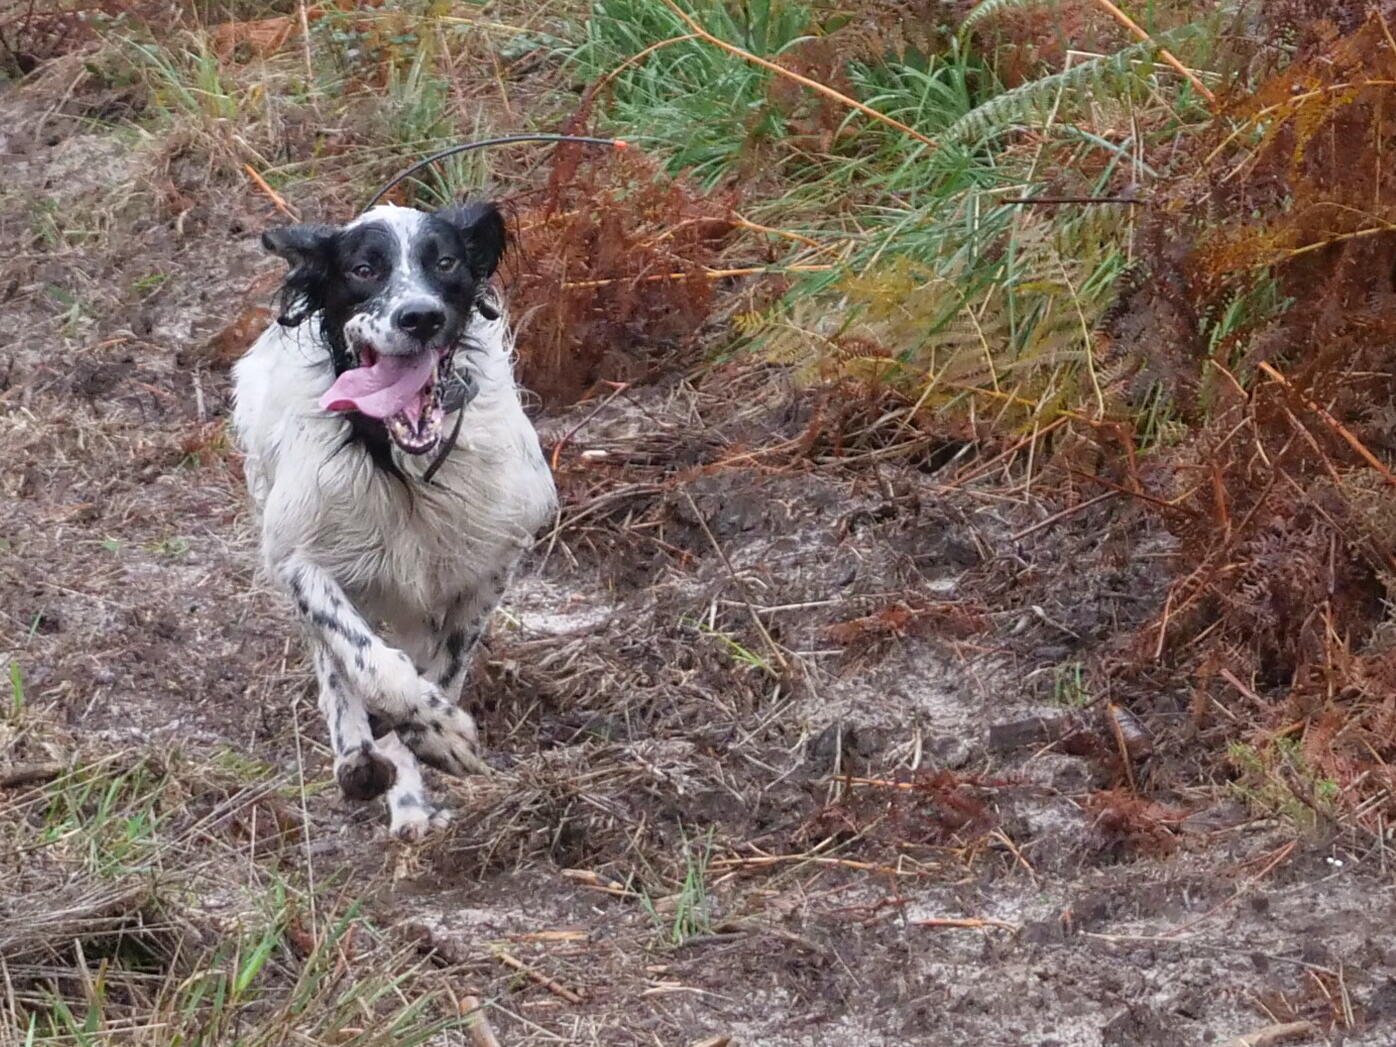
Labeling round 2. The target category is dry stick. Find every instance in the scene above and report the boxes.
[242,164,298,220]
[1011,491,1117,542]
[1003,196,1143,205]
[590,32,699,97]
[949,417,1069,487]
[1217,1021,1319,1047]
[733,213,824,249]
[548,381,631,470]
[1163,840,1296,938]
[493,950,583,1005]
[1084,0,1216,105]
[711,853,922,876]
[1106,701,1138,794]
[1068,468,1192,513]
[297,0,314,85]
[459,996,503,1047]
[658,0,937,148]
[1257,361,1396,484]
[914,917,1020,932]
[0,762,65,789]
[562,263,835,289]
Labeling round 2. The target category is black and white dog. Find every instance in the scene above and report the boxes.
[232,202,556,838]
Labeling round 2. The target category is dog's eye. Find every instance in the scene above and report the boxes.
[436,256,459,273]
[350,263,376,280]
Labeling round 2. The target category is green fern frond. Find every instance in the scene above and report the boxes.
[960,0,1051,35]
[944,23,1206,144]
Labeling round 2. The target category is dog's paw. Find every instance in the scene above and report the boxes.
[336,741,397,801]
[372,648,434,712]
[389,793,452,841]
[398,698,492,778]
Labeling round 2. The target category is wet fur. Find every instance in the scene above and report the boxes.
[231,204,557,839]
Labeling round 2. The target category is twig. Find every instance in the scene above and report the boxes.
[1217,1021,1319,1047]
[1069,468,1193,514]
[560,868,637,898]
[297,0,314,86]
[1218,666,1263,707]
[950,417,1068,487]
[243,164,299,220]
[0,762,65,788]
[657,0,937,148]
[562,263,834,289]
[990,829,1040,887]
[548,382,630,470]
[1106,702,1138,794]
[1257,361,1396,484]
[1003,196,1143,205]
[1163,840,1295,938]
[914,916,1020,932]
[1011,491,1117,541]
[493,950,584,1004]
[710,854,926,876]
[1083,0,1217,105]
[460,996,503,1047]
[733,213,823,249]
[587,32,699,100]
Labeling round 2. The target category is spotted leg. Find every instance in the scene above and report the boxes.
[311,642,395,800]
[393,578,508,768]
[378,731,451,840]
[278,555,489,778]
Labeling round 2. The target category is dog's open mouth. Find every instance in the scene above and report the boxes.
[319,345,454,455]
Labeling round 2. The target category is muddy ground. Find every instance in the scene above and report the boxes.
[3,59,1396,1047]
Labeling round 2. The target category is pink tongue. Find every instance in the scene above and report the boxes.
[319,350,436,420]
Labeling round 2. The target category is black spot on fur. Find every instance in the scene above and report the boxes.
[310,610,370,648]
[393,791,423,810]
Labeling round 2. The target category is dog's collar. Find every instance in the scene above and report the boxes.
[422,370,478,485]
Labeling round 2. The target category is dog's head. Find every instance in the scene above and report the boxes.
[262,202,506,456]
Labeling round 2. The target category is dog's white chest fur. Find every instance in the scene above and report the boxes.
[232,312,556,620]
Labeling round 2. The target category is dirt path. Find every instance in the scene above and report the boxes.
[3,71,1396,1047]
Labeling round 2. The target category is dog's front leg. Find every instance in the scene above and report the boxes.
[389,579,509,772]
[311,642,396,800]
[279,556,490,777]
[376,731,451,840]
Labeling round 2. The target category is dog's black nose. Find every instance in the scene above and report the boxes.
[395,306,446,341]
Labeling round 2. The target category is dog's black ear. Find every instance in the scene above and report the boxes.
[262,224,336,327]
[435,202,506,281]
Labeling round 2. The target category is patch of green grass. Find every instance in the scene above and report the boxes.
[1227,737,1341,831]
[148,535,192,559]
[35,758,172,877]
[572,0,1234,430]
[8,744,464,1046]
[131,271,170,296]
[574,0,820,188]
[1051,661,1088,707]
[125,34,245,125]
[639,827,716,947]
[28,882,463,1047]
[6,659,24,717]
[681,616,773,674]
